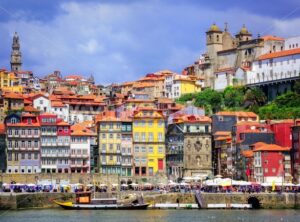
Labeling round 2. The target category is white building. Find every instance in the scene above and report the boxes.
[284,36,300,50]
[70,124,95,173]
[51,101,69,122]
[33,95,51,113]
[247,48,300,85]
[214,68,234,91]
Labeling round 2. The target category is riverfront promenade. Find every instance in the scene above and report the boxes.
[1,192,300,210]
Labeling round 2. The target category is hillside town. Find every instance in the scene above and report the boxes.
[0,23,300,189]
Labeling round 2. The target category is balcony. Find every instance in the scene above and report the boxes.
[41,132,57,136]
[41,142,57,147]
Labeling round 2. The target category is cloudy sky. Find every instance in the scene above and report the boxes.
[0,0,299,84]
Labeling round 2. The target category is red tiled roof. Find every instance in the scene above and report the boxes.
[242,150,254,158]
[261,35,284,41]
[216,111,258,118]
[24,106,40,112]
[214,131,231,136]
[253,144,290,152]
[258,48,300,60]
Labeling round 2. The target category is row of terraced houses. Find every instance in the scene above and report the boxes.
[0,27,300,184]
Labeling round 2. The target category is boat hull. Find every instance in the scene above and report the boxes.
[54,201,149,210]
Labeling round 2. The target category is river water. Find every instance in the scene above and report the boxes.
[0,209,299,222]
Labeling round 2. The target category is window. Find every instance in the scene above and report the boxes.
[134,146,139,153]
[134,133,139,141]
[102,133,106,139]
[149,167,153,176]
[148,147,153,153]
[34,153,38,159]
[14,153,18,161]
[141,132,146,142]
[158,147,163,153]
[158,133,163,142]
[148,121,153,127]
[158,120,164,127]
[141,147,146,153]
[148,132,153,141]
[110,155,113,161]
[109,134,113,139]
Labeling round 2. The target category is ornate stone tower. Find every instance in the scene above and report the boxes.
[10,32,22,72]
[206,23,223,59]
[235,24,252,44]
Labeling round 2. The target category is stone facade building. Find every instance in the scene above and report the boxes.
[166,114,212,180]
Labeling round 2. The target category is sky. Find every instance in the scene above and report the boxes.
[0,0,300,85]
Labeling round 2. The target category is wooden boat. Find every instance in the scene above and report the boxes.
[54,192,149,210]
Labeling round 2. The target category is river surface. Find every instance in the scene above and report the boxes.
[0,209,300,222]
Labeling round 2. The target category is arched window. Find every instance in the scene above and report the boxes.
[216,35,219,42]
[11,117,17,124]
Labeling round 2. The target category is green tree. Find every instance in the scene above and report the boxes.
[223,86,245,108]
[243,87,267,111]
[194,88,223,114]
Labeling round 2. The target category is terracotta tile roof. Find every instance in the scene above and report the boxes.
[214,136,229,141]
[251,142,267,148]
[216,111,258,118]
[64,75,84,80]
[132,82,155,88]
[40,112,57,116]
[71,124,96,136]
[3,92,24,100]
[157,98,174,104]
[51,101,66,107]
[242,150,254,158]
[24,106,40,112]
[253,144,290,152]
[24,98,32,104]
[173,114,211,123]
[258,48,300,60]
[261,35,284,41]
[214,131,231,136]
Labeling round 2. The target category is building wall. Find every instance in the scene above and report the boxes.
[51,105,69,122]
[248,53,300,85]
[132,117,165,177]
[33,97,51,113]
[183,134,212,177]
[98,121,122,175]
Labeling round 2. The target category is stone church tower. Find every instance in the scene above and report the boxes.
[10,32,22,72]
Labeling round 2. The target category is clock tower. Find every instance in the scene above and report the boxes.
[10,32,22,72]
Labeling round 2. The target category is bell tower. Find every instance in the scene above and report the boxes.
[10,32,22,72]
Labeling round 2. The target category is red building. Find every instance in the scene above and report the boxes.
[267,120,293,148]
[253,143,291,183]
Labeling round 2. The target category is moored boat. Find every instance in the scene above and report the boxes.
[54,192,149,210]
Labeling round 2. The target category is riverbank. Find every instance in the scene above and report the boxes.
[1,192,300,210]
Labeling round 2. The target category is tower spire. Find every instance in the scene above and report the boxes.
[10,32,22,72]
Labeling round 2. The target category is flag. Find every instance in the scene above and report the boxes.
[272,181,275,191]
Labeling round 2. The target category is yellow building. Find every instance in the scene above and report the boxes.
[98,113,122,175]
[172,75,201,98]
[0,69,22,93]
[132,107,165,178]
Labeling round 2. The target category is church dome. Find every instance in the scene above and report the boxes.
[239,24,250,35]
[208,23,221,32]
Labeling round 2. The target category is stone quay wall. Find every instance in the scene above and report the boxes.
[0,173,167,185]
[1,192,300,210]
